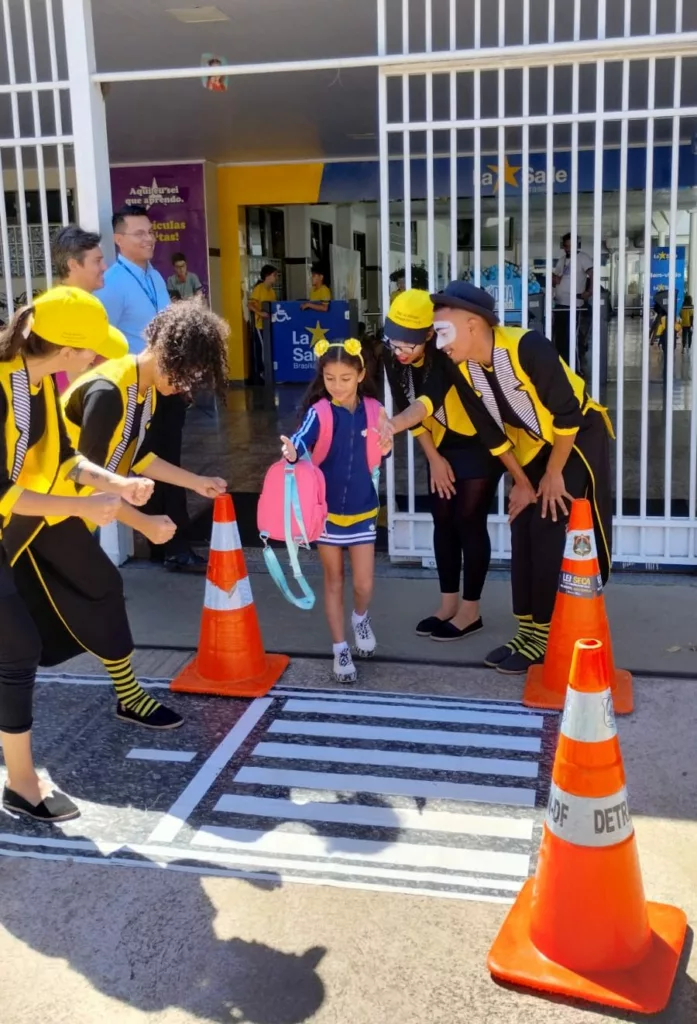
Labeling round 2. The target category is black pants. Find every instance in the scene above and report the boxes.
[430,475,500,601]
[0,554,41,734]
[684,327,693,350]
[253,326,265,383]
[553,307,589,368]
[142,392,190,558]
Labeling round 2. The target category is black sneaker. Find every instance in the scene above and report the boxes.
[431,617,483,642]
[3,785,80,823]
[483,644,515,668]
[116,702,184,730]
[415,615,453,637]
[496,651,544,676]
[164,550,207,574]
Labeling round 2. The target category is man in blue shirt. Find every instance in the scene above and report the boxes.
[95,205,204,572]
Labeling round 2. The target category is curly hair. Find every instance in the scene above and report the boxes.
[144,300,229,398]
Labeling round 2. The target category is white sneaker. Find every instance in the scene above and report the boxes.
[353,614,376,659]
[333,646,357,684]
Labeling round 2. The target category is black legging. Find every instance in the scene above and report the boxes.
[0,555,41,734]
[430,475,500,601]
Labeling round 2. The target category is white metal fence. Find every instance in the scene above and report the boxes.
[380,0,697,568]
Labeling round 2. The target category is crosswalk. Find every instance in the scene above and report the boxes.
[188,686,558,902]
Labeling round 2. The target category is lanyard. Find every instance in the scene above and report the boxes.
[118,257,159,311]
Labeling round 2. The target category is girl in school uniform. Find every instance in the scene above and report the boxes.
[0,286,179,824]
[280,339,391,683]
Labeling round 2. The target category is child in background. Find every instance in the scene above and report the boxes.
[682,294,694,350]
[280,339,391,683]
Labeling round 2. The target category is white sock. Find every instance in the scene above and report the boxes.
[352,610,368,626]
[333,641,349,656]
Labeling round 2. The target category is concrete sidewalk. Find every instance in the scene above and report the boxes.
[120,561,697,679]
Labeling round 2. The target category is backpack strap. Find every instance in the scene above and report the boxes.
[310,399,333,466]
[363,397,384,473]
[261,461,316,611]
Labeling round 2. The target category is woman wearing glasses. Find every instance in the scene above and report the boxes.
[383,290,535,641]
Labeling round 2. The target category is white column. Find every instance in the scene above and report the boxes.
[335,205,353,249]
[63,0,132,566]
[689,210,697,302]
[284,206,310,299]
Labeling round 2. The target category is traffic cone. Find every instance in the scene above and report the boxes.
[171,494,289,698]
[523,497,633,714]
[488,639,687,1013]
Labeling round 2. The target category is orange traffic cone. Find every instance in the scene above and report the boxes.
[171,494,289,698]
[488,639,687,1013]
[523,497,633,714]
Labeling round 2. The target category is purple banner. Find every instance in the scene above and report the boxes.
[109,163,209,299]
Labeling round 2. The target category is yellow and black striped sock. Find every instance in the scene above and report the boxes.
[507,614,535,653]
[103,657,161,719]
[518,621,551,661]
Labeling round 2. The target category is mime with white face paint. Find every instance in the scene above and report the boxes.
[382,280,613,677]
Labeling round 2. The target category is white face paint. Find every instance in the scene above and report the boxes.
[434,320,457,350]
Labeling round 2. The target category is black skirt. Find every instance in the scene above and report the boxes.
[9,519,133,666]
[438,434,502,482]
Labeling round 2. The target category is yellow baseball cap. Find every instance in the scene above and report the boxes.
[385,288,434,344]
[32,286,128,360]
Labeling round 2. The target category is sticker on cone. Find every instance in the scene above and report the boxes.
[171,494,289,698]
[488,639,687,1014]
[523,497,633,714]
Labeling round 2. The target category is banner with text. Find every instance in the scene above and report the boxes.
[271,301,352,383]
[110,163,209,299]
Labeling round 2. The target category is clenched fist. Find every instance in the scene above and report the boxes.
[80,493,121,526]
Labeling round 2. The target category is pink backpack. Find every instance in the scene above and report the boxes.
[257,396,384,609]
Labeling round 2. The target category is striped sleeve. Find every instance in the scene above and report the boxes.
[518,331,584,435]
[288,406,320,461]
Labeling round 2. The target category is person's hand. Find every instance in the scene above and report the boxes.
[537,470,573,522]
[507,478,538,523]
[142,515,177,546]
[192,476,227,499]
[300,302,309,310]
[260,310,270,319]
[376,407,395,453]
[80,493,121,526]
[429,454,456,499]
[280,435,297,462]
[117,476,155,507]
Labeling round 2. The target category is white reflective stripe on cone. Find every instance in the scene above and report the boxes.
[563,528,598,561]
[210,520,242,552]
[204,576,253,612]
[545,780,633,848]
[560,687,617,744]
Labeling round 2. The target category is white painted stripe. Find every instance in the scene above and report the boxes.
[560,687,617,744]
[148,697,273,843]
[281,699,543,731]
[563,528,598,562]
[0,844,522,903]
[210,519,241,552]
[268,718,542,753]
[235,766,536,807]
[126,748,197,764]
[213,794,534,839]
[546,781,633,848]
[36,675,171,689]
[203,576,253,612]
[273,686,559,713]
[192,825,530,877]
[253,741,539,779]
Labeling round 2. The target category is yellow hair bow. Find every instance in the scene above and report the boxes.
[313,338,365,365]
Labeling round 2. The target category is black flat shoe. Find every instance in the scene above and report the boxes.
[483,643,515,668]
[2,785,80,823]
[496,651,544,676]
[415,615,453,637]
[116,702,184,730]
[164,550,207,574]
[430,617,484,642]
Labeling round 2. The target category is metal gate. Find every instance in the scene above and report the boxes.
[379,0,697,568]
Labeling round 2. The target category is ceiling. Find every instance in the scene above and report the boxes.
[1,0,697,165]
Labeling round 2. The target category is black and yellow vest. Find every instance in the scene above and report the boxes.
[62,354,157,477]
[395,357,478,448]
[458,326,612,466]
[0,357,81,557]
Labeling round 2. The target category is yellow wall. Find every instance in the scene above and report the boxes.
[217,163,323,381]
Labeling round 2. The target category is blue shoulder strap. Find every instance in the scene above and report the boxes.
[260,460,316,611]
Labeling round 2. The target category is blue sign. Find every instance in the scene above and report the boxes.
[650,246,686,314]
[271,300,352,384]
[318,144,697,202]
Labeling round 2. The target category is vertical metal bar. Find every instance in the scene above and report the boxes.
[2,0,32,301]
[544,71,554,339]
[498,0,505,47]
[377,0,387,56]
[402,0,410,54]
[424,0,432,52]
[591,63,605,400]
[624,0,632,37]
[23,0,53,288]
[615,58,630,527]
[426,73,435,288]
[402,76,412,290]
[448,0,456,51]
[473,69,481,286]
[649,0,656,35]
[0,150,15,314]
[568,0,581,373]
[474,0,481,48]
[574,0,581,38]
[497,77,505,324]
[664,54,682,533]
[378,70,396,556]
[449,70,457,283]
[45,0,69,225]
[639,59,656,528]
[521,0,530,327]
